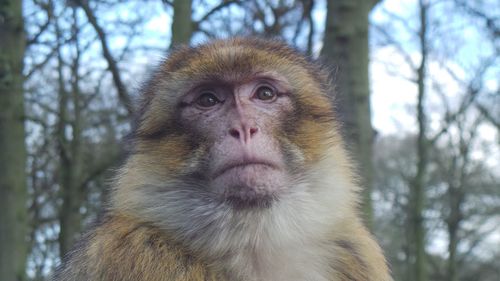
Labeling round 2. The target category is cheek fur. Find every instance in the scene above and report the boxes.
[282,105,337,166]
[135,134,208,177]
[291,119,335,164]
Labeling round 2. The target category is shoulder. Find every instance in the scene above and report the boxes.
[53,213,222,281]
[330,219,393,281]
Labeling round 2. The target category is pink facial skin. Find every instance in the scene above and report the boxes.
[180,75,295,207]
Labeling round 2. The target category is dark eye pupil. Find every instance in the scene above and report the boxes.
[197,92,219,107]
[257,86,275,100]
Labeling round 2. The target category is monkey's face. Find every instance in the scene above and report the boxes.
[179,75,297,207]
[131,38,337,209]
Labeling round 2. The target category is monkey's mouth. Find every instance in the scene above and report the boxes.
[212,161,278,180]
[211,159,286,207]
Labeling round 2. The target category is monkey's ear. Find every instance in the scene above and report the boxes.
[314,56,338,93]
[134,56,179,116]
[129,86,154,141]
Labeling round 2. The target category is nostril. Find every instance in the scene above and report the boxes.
[249,127,258,136]
[229,128,240,139]
[229,126,258,140]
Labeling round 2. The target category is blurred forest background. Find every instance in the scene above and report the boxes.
[0,0,499,280]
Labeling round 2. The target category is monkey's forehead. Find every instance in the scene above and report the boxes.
[156,38,328,90]
[164,38,309,72]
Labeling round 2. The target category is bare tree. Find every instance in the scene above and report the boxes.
[0,0,28,280]
[372,1,499,280]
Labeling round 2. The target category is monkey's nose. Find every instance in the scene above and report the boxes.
[228,126,258,142]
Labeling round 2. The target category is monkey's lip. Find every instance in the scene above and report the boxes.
[212,160,279,179]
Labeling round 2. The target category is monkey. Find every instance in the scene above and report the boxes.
[53,37,392,281]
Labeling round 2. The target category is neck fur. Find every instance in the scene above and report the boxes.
[113,147,358,281]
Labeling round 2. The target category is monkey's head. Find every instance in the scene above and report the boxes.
[113,38,358,254]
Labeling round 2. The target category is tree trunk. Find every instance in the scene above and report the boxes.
[171,0,193,46]
[410,1,429,280]
[446,149,467,281]
[321,0,379,226]
[0,0,28,280]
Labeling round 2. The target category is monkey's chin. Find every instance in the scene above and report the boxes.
[212,164,287,209]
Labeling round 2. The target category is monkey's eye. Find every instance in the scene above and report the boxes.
[255,86,276,101]
[196,92,220,107]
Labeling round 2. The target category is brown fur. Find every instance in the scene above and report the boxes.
[54,38,392,281]
[53,214,221,281]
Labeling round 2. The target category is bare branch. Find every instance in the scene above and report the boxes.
[162,0,173,7]
[455,0,500,38]
[373,24,418,72]
[193,0,241,31]
[476,102,500,130]
[76,0,134,116]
